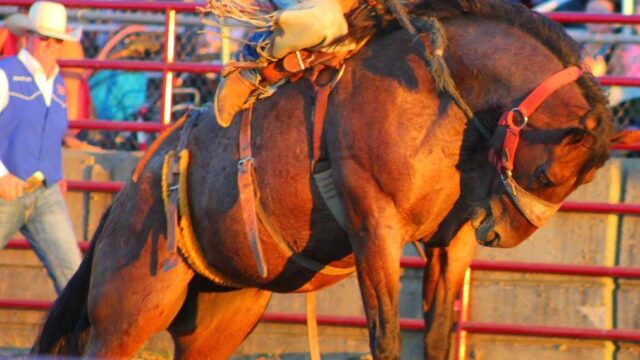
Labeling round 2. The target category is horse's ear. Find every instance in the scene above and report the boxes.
[610,129,640,145]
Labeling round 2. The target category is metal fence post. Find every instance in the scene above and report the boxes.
[161,8,177,125]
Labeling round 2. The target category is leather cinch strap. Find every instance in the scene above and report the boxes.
[311,83,333,164]
[238,106,268,278]
[164,112,197,271]
[236,89,355,277]
[309,64,345,164]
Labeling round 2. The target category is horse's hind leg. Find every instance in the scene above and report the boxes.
[86,210,195,358]
[169,286,272,359]
[422,222,477,360]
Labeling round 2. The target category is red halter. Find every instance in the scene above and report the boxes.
[489,66,583,176]
[487,66,583,227]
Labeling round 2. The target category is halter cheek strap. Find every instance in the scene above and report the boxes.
[489,66,583,175]
[487,66,583,227]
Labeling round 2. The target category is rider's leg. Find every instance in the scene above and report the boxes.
[214,0,350,128]
[214,31,271,128]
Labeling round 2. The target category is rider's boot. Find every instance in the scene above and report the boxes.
[214,69,259,128]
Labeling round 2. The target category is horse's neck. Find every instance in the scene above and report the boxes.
[441,17,566,116]
[333,29,471,171]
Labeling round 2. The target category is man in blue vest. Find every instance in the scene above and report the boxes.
[0,1,83,294]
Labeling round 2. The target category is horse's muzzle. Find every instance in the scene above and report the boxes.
[470,206,501,247]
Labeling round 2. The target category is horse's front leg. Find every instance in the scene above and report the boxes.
[422,222,477,360]
[346,196,404,360]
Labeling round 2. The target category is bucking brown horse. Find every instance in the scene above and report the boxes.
[33,0,639,359]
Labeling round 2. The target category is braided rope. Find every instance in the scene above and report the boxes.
[409,15,475,121]
[201,0,276,28]
[161,150,241,287]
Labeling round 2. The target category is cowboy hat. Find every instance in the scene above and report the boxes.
[5,1,81,42]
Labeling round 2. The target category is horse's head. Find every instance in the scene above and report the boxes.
[471,105,640,247]
[467,66,639,247]
[412,0,640,248]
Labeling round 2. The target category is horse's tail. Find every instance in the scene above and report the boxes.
[31,205,112,355]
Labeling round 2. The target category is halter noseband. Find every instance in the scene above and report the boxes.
[484,66,583,227]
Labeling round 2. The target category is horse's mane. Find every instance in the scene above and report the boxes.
[405,0,613,173]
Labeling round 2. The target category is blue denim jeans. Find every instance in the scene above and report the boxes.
[237,30,273,63]
[0,183,82,294]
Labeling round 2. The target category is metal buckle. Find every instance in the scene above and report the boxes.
[330,64,346,90]
[295,51,306,71]
[510,108,528,129]
[238,156,253,169]
[501,171,517,196]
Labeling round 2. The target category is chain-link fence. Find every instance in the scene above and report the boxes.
[71,9,234,149]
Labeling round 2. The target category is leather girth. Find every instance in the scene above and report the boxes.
[236,72,355,277]
[161,111,240,287]
[237,107,268,277]
[163,112,197,271]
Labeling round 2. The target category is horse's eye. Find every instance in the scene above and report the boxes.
[535,166,555,187]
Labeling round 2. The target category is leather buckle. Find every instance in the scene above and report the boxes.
[238,156,254,172]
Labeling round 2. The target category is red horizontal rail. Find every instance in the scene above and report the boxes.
[611,143,640,151]
[1,298,639,341]
[547,12,640,24]
[66,180,124,193]
[4,0,204,12]
[58,60,222,74]
[0,299,50,311]
[400,258,640,279]
[598,75,640,87]
[0,297,419,331]
[262,313,425,331]
[469,259,640,279]
[7,239,90,252]
[69,120,169,132]
[462,322,640,342]
[560,201,640,215]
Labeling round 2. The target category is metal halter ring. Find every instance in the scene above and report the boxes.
[510,108,528,128]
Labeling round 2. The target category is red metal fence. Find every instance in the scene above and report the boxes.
[1,1,640,357]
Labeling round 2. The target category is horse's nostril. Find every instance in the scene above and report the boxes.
[486,231,499,246]
[474,213,497,246]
